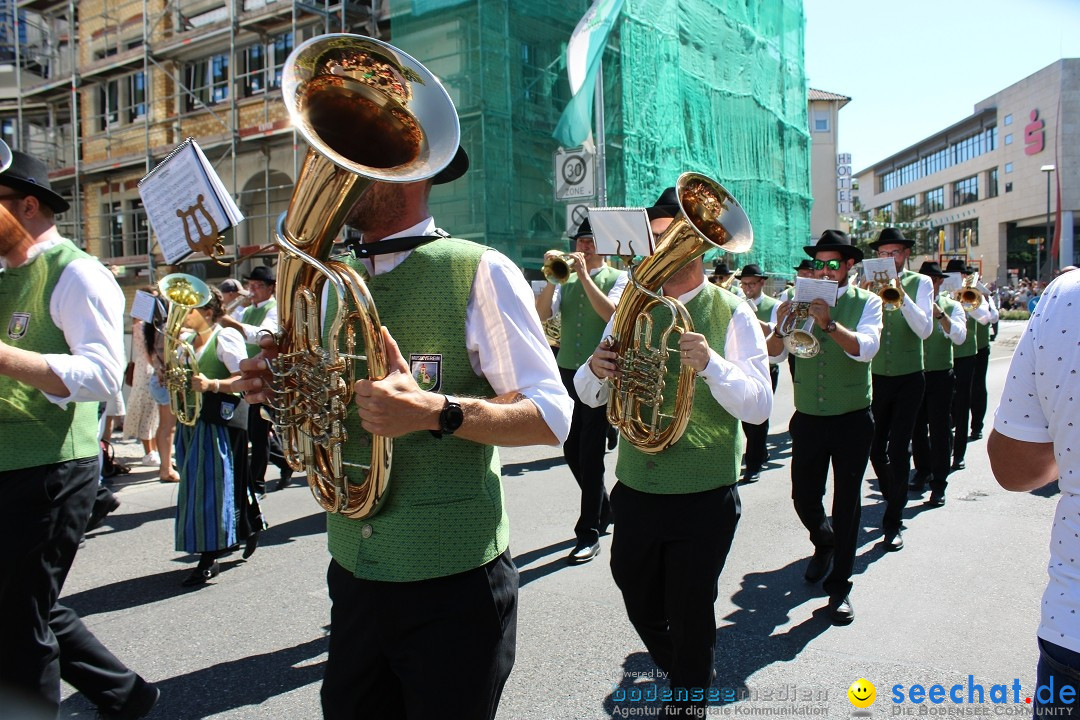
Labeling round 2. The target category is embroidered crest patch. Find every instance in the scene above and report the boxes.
[410,354,442,392]
[7,312,29,340]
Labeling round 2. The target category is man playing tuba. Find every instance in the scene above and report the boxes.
[576,187,771,714]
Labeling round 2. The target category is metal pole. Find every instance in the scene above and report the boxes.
[1045,169,1053,281]
[593,62,607,207]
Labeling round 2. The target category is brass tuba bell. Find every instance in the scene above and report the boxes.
[158,273,211,427]
[266,34,460,519]
[606,172,753,453]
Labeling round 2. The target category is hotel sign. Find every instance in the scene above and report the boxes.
[837,153,852,214]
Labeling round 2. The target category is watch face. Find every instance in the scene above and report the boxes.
[443,403,464,433]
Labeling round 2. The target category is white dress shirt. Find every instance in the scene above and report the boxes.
[748,294,781,365]
[898,271,934,340]
[573,277,772,425]
[936,294,968,345]
[351,217,572,444]
[191,326,247,375]
[1,236,125,407]
[550,265,627,315]
[236,297,278,343]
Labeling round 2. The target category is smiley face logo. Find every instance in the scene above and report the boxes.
[848,678,876,708]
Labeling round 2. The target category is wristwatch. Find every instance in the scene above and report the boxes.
[824,321,838,334]
[431,395,464,439]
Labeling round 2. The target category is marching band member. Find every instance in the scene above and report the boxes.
[968,272,999,441]
[864,228,934,553]
[944,259,991,472]
[536,216,626,564]
[783,259,816,381]
[238,148,572,720]
[909,262,967,506]
[576,188,771,714]
[769,230,882,625]
[736,263,779,483]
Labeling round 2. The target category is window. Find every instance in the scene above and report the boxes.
[1005,182,1013,193]
[1005,162,1013,173]
[97,80,120,131]
[105,201,124,257]
[925,187,944,214]
[1004,133,1013,145]
[186,53,230,110]
[104,199,150,257]
[987,167,999,199]
[241,32,292,98]
[957,219,978,248]
[1004,113,1013,126]
[128,72,146,122]
[953,175,978,206]
[813,110,829,132]
[876,126,996,192]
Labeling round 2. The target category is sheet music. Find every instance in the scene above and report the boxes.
[861,257,898,282]
[130,290,158,323]
[793,277,838,307]
[941,272,964,292]
[588,207,653,257]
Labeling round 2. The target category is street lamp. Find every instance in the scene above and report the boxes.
[1041,164,1055,284]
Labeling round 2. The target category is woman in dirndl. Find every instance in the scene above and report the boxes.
[174,287,266,586]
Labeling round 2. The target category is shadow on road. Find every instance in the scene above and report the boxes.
[502,455,565,477]
[514,539,578,586]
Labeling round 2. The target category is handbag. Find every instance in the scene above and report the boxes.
[123,361,135,387]
[199,391,250,430]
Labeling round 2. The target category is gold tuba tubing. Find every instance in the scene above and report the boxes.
[267,34,460,519]
[606,172,753,453]
[158,273,211,427]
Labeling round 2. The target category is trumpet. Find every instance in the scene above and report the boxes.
[869,270,904,311]
[542,252,573,284]
[779,302,820,358]
[158,273,211,426]
[955,273,983,312]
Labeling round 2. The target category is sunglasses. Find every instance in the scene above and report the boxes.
[812,259,844,271]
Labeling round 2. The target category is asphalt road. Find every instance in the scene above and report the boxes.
[58,319,1054,719]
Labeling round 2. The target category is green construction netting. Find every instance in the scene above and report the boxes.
[385,0,809,279]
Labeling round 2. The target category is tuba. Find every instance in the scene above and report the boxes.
[158,273,211,427]
[265,34,460,519]
[955,273,983,312]
[542,253,573,284]
[606,172,753,453]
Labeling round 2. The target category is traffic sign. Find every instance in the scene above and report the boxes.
[566,203,590,237]
[554,148,595,200]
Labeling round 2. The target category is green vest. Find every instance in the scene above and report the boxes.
[792,285,874,416]
[191,329,231,381]
[871,270,926,377]
[615,285,744,494]
[975,313,991,350]
[241,298,276,357]
[923,293,960,372]
[324,239,506,582]
[753,294,779,324]
[0,242,103,471]
[956,315,979,359]
[556,265,620,370]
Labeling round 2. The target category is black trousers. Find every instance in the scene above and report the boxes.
[609,482,740,696]
[969,345,991,435]
[247,403,288,491]
[870,371,925,532]
[742,364,780,473]
[790,408,873,600]
[560,366,611,545]
[912,368,955,490]
[321,551,518,720]
[0,458,141,717]
[952,355,976,464]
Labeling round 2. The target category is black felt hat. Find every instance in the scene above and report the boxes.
[869,227,914,249]
[0,150,69,213]
[570,217,592,240]
[944,259,971,274]
[793,259,814,272]
[432,145,469,185]
[737,263,767,279]
[803,229,863,262]
[646,186,680,220]
[712,261,733,277]
[918,261,948,279]
[243,265,276,284]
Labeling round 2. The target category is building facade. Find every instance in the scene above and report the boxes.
[853,59,1078,285]
[808,87,850,239]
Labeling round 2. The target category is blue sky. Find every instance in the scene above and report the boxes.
[803,0,1080,173]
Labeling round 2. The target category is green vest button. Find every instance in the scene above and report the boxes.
[361,524,373,539]
[646,460,656,470]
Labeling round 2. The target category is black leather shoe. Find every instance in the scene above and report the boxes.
[804,547,834,584]
[951,459,966,471]
[566,542,601,565]
[928,491,946,508]
[98,677,160,720]
[909,470,930,493]
[274,466,295,492]
[883,530,904,552]
[181,561,220,586]
[243,531,260,559]
[969,430,983,441]
[740,468,761,484]
[87,491,121,532]
[828,595,855,625]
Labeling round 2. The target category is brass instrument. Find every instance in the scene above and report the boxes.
[955,273,983,312]
[158,273,211,427]
[779,302,820,358]
[542,313,562,346]
[606,172,753,453]
[712,272,736,290]
[543,253,573,284]
[869,269,904,311]
[266,34,459,519]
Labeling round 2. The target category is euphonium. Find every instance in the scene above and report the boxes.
[779,302,820,358]
[955,273,983,312]
[542,253,573,284]
[606,172,753,453]
[158,273,211,427]
[266,34,460,519]
[869,269,904,311]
